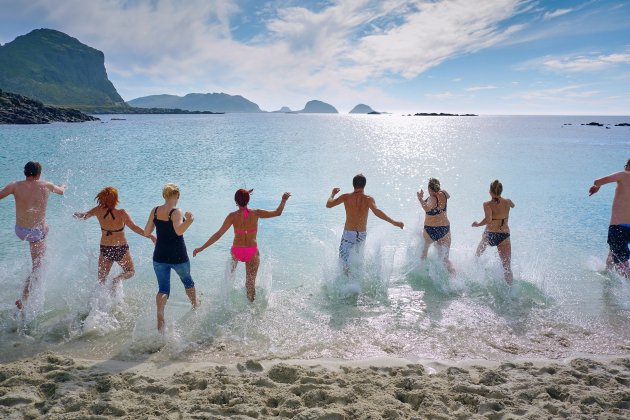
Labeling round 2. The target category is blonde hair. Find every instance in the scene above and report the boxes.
[490,180,503,196]
[428,178,441,192]
[95,186,119,209]
[162,183,180,199]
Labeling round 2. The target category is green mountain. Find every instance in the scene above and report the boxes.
[128,93,262,113]
[0,29,126,109]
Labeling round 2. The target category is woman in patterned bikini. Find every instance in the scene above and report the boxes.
[74,186,155,292]
[193,189,290,302]
[418,178,455,274]
[472,180,515,285]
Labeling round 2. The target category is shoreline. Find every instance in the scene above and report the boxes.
[1,351,628,418]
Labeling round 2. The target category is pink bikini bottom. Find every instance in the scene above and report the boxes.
[231,246,258,263]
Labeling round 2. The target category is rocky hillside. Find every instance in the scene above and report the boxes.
[128,93,262,113]
[0,29,126,109]
[0,90,99,124]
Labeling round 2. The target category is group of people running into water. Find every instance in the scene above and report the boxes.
[1,160,629,331]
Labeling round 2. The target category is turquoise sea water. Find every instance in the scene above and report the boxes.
[0,114,629,363]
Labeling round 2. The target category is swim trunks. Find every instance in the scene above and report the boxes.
[608,225,630,264]
[424,225,450,241]
[485,231,510,247]
[100,244,129,262]
[15,225,47,243]
[339,230,367,264]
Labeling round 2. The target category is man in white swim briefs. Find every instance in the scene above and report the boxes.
[589,158,630,277]
[0,161,65,309]
[326,174,404,272]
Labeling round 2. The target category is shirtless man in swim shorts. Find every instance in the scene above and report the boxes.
[0,161,65,309]
[589,158,630,277]
[326,174,404,272]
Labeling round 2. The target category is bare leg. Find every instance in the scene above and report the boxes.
[436,233,456,275]
[245,252,260,302]
[156,292,168,332]
[98,253,114,285]
[421,231,432,260]
[497,238,513,285]
[16,239,46,309]
[185,287,199,309]
[111,251,135,293]
[605,251,614,271]
[613,261,630,278]
[475,235,489,258]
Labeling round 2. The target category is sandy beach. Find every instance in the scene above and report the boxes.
[0,352,628,419]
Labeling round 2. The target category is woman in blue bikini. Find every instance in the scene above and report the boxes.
[418,178,455,274]
[472,180,515,285]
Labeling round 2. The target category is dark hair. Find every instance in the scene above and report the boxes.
[490,179,503,196]
[428,178,441,192]
[626,158,630,167]
[24,161,42,177]
[234,189,250,207]
[353,174,366,189]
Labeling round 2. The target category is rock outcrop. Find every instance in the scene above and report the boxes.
[298,100,338,113]
[272,106,292,113]
[349,104,375,114]
[0,90,99,124]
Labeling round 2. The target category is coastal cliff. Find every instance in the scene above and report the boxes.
[0,90,99,124]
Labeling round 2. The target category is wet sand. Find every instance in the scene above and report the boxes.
[0,352,628,419]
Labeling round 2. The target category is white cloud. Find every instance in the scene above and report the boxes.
[465,85,498,91]
[425,91,453,100]
[543,8,573,20]
[518,84,600,101]
[543,53,630,72]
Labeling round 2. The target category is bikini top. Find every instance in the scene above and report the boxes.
[101,208,125,236]
[234,207,257,235]
[491,198,508,227]
[425,191,447,216]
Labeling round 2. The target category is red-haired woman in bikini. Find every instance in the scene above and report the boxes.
[193,189,290,302]
[74,186,155,292]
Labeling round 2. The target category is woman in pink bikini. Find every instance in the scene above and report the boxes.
[193,189,290,302]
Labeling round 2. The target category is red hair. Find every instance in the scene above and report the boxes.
[95,186,119,209]
[234,189,250,207]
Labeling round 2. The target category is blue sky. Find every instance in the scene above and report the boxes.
[1,0,629,114]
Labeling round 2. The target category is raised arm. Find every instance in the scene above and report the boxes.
[123,210,156,242]
[47,182,65,195]
[369,197,404,229]
[0,182,15,200]
[257,192,291,219]
[472,202,492,227]
[193,214,233,257]
[73,206,98,220]
[590,171,623,196]
[416,189,433,212]
[326,188,346,208]
[172,208,194,236]
[508,199,515,208]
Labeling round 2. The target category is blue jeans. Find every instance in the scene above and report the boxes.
[153,261,194,297]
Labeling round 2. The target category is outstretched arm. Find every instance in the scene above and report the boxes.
[124,210,156,243]
[0,182,15,200]
[257,192,291,218]
[73,206,98,220]
[144,208,156,236]
[590,171,623,196]
[472,202,492,227]
[172,209,194,236]
[193,214,233,257]
[47,182,65,195]
[416,189,432,212]
[369,197,404,229]
[326,188,346,208]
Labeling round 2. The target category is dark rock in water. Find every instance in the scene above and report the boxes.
[368,111,381,115]
[0,90,99,124]
[615,123,630,126]
[414,112,477,116]
[297,100,338,113]
[349,104,375,114]
[110,118,126,120]
[563,123,572,125]
[582,122,604,126]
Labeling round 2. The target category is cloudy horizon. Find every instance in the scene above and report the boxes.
[1,0,629,115]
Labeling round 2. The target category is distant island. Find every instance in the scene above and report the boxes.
[0,89,99,124]
[297,100,338,113]
[349,104,376,114]
[128,93,262,113]
[272,106,292,113]
[412,112,477,116]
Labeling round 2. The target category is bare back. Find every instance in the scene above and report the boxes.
[95,207,128,246]
[13,180,52,229]
[231,209,259,247]
[611,172,630,225]
[343,192,371,231]
[486,197,513,233]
